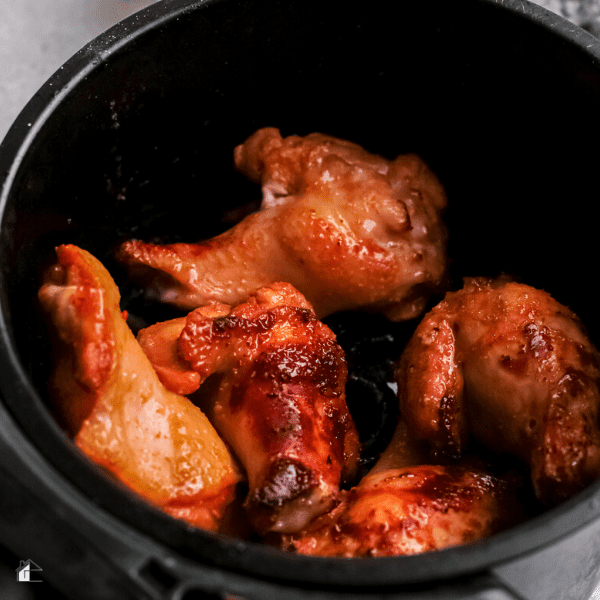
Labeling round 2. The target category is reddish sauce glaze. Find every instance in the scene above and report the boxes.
[137,282,360,534]
[277,464,523,557]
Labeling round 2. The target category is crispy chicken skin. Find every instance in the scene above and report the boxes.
[278,464,519,557]
[137,282,360,534]
[117,127,448,321]
[396,277,600,504]
[275,383,523,557]
[38,244,240,532]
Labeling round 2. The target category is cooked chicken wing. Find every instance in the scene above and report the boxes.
[277,463,521,557]
[137,282,360,534]
[117,127,448,321]
[366,416,431,476]
[274,374,524,558]
[396,277,600,504]
[38,244,240,532]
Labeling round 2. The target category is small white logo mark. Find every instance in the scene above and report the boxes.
[16,559,43,583]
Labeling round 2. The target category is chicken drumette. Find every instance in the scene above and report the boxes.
[38,245,241,532]
[117,127,448,321]
[396,277,600,504]
[137,282,360,534]
[275,404,523,557]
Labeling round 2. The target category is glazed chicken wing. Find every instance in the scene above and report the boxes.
[38,245,240,532]
[277,463,521,557]
[137,282,360,534]
[396,277,600,504]
[275,379,523,558]
[117,127,448,321]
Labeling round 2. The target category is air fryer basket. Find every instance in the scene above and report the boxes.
[2,0,600,598]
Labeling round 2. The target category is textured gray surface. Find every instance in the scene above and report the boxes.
[530,0,600,33]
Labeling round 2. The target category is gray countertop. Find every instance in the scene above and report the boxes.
[1,1,600,599]
[0,0,159,143]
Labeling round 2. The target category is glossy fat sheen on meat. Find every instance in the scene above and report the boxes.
[278,464,522,557]
[38,244,241,533]
[396,277,600,504]
[137,282,360,534]
[117,127,448,321]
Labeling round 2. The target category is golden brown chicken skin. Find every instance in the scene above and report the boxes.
[275,382,524,558]
[396,277,600,504]
[277,462,521,557]
[137,282,360,534]
[38,245,241,532]
[117,127,448,321]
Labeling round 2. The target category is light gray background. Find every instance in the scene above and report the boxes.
[1,0,600,598]
[0,0,159,142]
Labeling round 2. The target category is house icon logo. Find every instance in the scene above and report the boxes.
[16,559,43,583]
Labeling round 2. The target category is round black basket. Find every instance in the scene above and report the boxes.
[2,1,600,598]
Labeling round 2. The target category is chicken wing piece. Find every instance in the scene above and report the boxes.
[38,244,241,532]
[396,277,600,504]
[277,463,522,557]
[275,378,524,558]
[117,127,448,321]
[136,282,360,534]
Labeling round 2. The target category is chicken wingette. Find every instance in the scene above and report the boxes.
[396,277,600,504]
